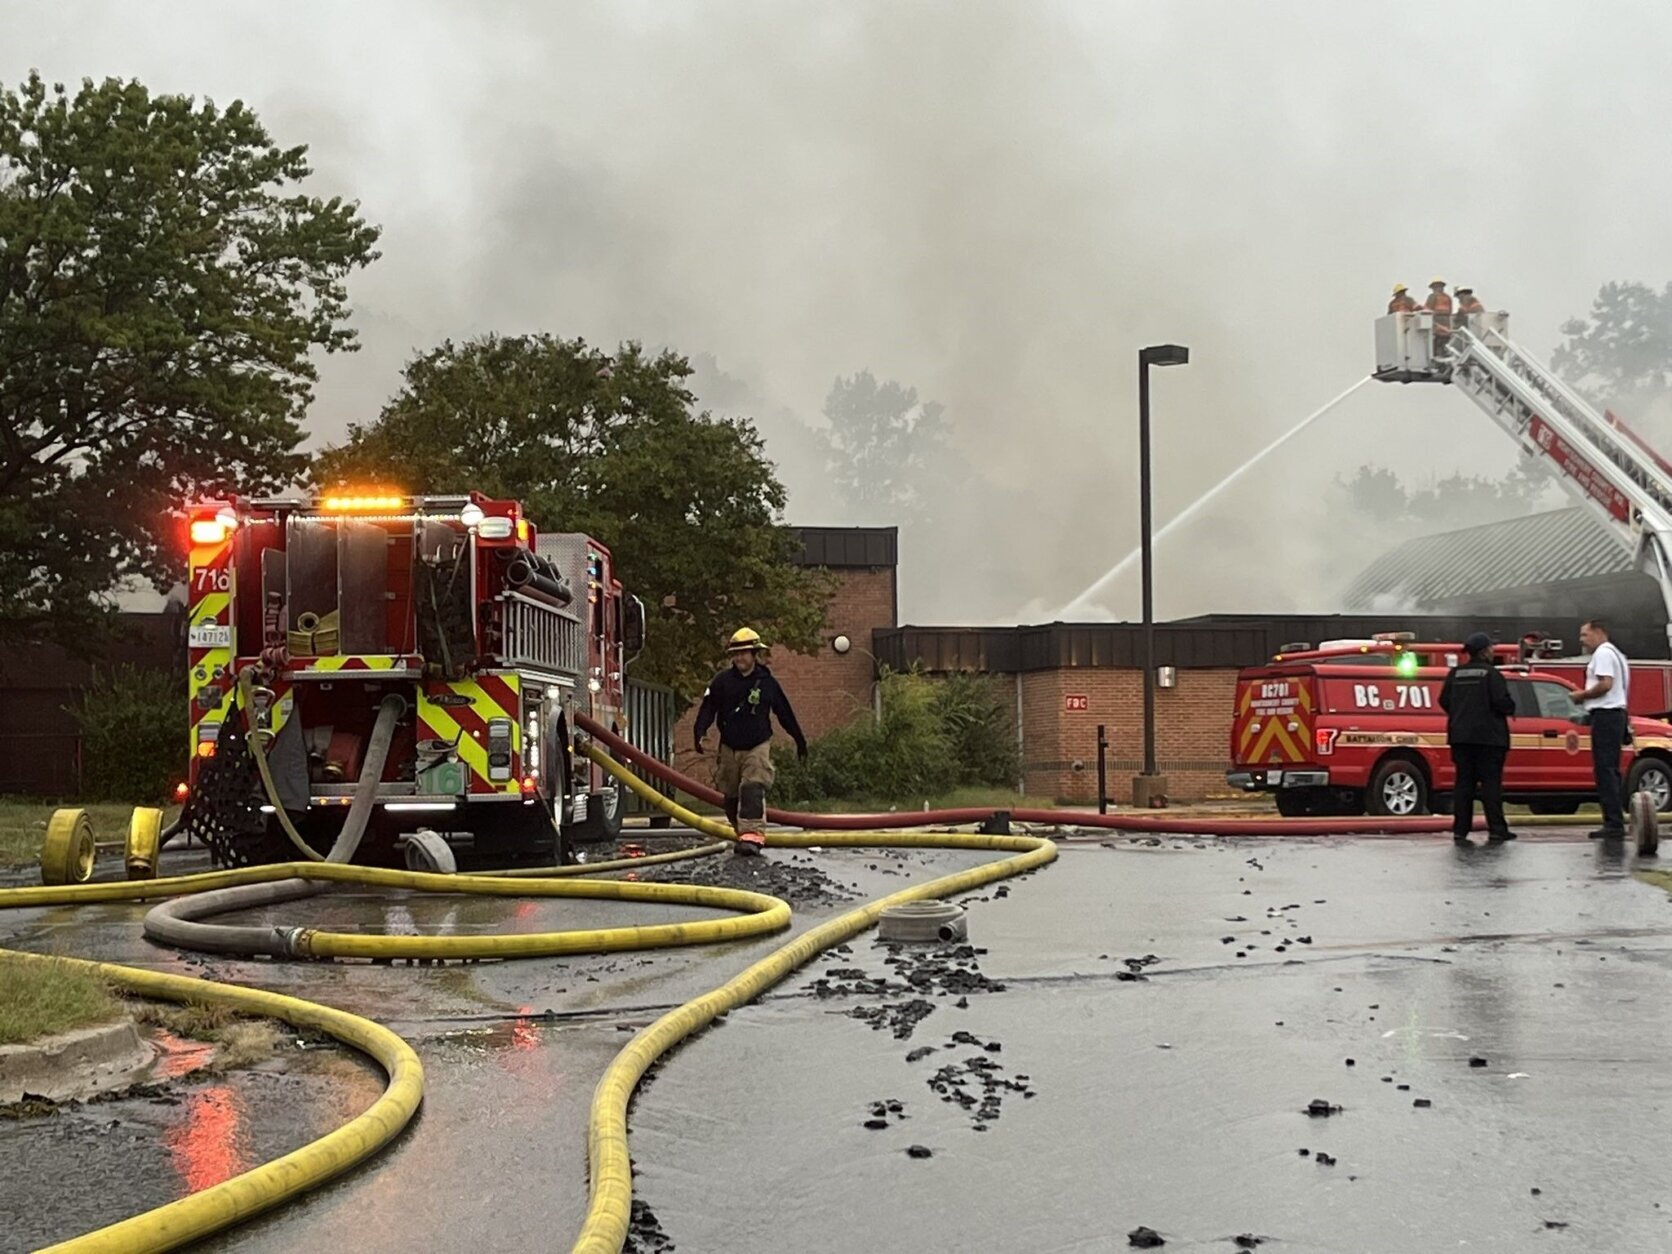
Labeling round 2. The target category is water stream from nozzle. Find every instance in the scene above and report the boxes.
[1059,375,1371,618]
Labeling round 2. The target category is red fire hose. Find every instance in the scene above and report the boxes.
[573,714,1483,836]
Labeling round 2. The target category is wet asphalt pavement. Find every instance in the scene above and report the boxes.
[2,833,1670,1252]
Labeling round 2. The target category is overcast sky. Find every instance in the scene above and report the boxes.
[13,1,1672,622]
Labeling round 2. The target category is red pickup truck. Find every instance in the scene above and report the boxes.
[1227,637,1672,817]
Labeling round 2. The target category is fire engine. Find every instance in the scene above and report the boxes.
[1228,633,1672,818]
[177,492,649,867]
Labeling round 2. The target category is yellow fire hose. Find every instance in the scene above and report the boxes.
[0,745,1056,1253]
[569,745,1058,1254]
[8,948,422,1254]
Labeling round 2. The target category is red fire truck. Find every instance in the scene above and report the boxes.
[1228,633,1672,818]
[178,492,649,866]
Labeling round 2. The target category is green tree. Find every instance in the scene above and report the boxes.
[0,73,379,647]
[314,334,833,699]
[1553,280,1672,403]
[1335,465,1407,524]
[69,665,182,802]
[1331,461,1554,535]
[823,370,951,521]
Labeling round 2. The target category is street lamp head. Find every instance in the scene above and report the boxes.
[1140,343,1190,368]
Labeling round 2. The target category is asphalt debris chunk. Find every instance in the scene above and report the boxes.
[1127,1227,1166,1248]
[925,1034,1032,1128]
[624,1197,675,1254]
[1469,1056,1489,1068]
[906,1144,933,1159]
[1305,1099,1342,1117]
[1413,1098,1433,1108]
[639,853,856,908]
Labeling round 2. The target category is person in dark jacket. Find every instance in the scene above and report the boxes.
[693,627,807,855]
[1438,631,1518,843]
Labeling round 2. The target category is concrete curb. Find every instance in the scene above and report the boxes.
[0,1018,155,1103]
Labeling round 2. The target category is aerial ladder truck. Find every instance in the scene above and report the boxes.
[1374,307,1672,652]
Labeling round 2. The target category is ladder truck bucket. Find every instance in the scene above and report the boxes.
[1373,311,1511,383]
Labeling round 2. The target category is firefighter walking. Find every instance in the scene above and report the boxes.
[694,628,808,855]
[1439,631,1517,844]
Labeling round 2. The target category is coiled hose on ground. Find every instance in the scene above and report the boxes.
[142,690,406,957]
[0,741,1056,1253]
[4,718,1601,1253]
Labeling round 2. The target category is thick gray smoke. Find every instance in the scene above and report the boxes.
[13,1,1672,623]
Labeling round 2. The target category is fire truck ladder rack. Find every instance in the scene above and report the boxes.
[1375,311,1672,650]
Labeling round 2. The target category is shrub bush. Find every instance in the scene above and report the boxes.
[772,668,1019,806]
[68,666,184,803]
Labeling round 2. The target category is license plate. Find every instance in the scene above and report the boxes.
[189,624,233,649]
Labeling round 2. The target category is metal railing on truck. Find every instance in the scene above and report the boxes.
[621,679,678,817]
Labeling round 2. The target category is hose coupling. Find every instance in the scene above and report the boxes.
[279,926,317,960]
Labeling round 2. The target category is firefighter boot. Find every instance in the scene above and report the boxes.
[734,782,767,857]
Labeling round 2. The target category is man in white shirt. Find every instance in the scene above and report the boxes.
[1575,619,1630,838]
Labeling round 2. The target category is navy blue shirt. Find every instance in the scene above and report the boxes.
[694,664,806,752]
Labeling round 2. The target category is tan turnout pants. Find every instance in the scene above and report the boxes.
[715,742,775,794]
[716,742,774,837]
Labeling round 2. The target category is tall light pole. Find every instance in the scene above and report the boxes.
[1136,343,1189,807]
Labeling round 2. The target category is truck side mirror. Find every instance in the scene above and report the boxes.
[622,594,646,662]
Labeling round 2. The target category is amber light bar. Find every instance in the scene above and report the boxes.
[321,494,408,513]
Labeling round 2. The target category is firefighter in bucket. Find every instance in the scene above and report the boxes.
[693,628,808,855]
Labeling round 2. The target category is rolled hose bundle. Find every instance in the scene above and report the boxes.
[286,609,341,657]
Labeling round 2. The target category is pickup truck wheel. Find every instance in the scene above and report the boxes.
[1367,757,1427,817]
[1626,757,1672,813]
[1276,789,1324,818]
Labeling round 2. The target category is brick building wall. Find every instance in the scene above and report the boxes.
[671,529,898,775]
[1016,668,1239,803]
[768,567,895,737]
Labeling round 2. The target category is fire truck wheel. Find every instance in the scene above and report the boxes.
[1367,757,1428,817]
[1625,757,1672,813]
[40,808,97,885]
[571,780,625,844]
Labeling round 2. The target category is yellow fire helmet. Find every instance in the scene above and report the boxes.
[1430,277,1446,286]
[1393,283,1407,294]
[727,626,765,652]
